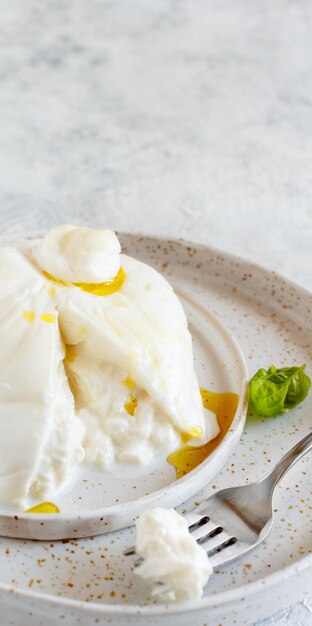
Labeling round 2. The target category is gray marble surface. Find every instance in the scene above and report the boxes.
[0,1,311,624]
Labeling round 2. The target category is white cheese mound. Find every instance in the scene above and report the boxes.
[0,226,220,507]
[135,507,212,602]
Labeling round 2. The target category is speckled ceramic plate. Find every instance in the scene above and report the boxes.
[0,233,247,541]
[0,234,311,626]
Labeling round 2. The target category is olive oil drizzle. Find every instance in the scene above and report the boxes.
[167,390,239,479]
[43,266,126,296]
[25,502,60,514]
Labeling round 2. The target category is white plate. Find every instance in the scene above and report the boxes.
[0,234,247,540]
[0,234,311,626]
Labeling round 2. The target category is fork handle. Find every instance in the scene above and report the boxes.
[262,430,312,493]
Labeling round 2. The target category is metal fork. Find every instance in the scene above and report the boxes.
[125,431,312,569]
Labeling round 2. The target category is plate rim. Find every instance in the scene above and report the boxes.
[0,550,310,616]
[0,231,311,616]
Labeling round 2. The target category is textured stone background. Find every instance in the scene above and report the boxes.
[0,1,311,623]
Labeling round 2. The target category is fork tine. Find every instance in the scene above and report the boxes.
[207,536,237,557]
[188,515,210,532]
[209,539,247,568]
[197,526,224,545]
[190,521,223,543]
